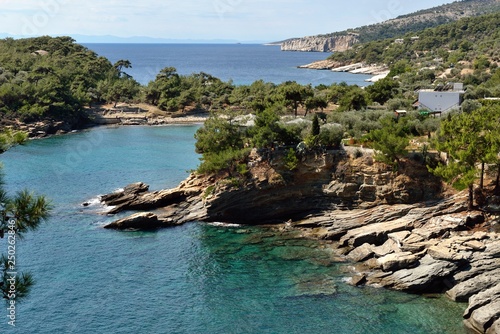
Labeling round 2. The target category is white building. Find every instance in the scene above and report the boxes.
[418,83,464,114]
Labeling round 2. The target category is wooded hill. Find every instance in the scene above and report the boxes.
[0,36,140,128]
[316,0,500,44]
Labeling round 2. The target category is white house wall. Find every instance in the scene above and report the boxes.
[418,91,462,113]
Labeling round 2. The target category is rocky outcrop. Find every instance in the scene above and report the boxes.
[314,204,499,333]
[103,212,176,230]
[280,34,359,52]
[99,149,442,227]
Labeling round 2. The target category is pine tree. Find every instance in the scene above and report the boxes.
[431,106,500,210]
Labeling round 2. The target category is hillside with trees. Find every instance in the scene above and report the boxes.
[328,11,500,96]
[0,36,139,131]
[279,0,500,50]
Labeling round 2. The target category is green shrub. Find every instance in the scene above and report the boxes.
[318,125,344,149]
[284,148,299,171]
[197,148,250,175]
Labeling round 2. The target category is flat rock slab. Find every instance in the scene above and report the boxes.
[447,268,500,302]
[340,217,413,247]
[465,299,500,334]
[385,254,459,292]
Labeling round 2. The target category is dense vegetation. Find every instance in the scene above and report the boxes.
[0,36,139,127]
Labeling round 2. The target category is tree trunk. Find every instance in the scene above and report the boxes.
[480,161,485,189]
[468,184,474,211]
[495,164,500,194]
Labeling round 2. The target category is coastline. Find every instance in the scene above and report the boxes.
[95,148,500,334]
[9,104,209,142]
[298,59,390,82]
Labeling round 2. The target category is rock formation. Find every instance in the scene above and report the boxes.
[280,34,359,52]
[95,148,499,333]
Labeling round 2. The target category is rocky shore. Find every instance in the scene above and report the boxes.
[298,60,390,82]
[1,103,208,141]
[95,148,499,333]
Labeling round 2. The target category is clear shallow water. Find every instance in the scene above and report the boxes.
[83,43,373,86]
[0,126,467,333]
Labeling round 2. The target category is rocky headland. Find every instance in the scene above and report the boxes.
[97,148,499,333]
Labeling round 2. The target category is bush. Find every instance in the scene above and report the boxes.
[318,125,344,149]
[284,148,299,171]
[197,148,250,175]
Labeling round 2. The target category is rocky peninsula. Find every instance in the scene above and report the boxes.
[97,148,499,334]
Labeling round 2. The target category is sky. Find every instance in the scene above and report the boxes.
[0,0,456,42]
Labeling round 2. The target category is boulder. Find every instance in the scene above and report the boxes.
[350,274,367,286]
[340,217,412,247]
[347,243,374,262]
[388,231,411,247]
[463,285,500,333]
[372,238,399,257]
[465,299,500,334]
[377,252,419,272]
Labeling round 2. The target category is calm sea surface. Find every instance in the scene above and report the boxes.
[0,125,467,333]
[83,43,373,86]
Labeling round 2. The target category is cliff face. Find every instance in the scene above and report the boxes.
[280,35,359,52]
[99,148,443,226]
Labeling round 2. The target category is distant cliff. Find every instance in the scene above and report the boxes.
[278,0,500,52]
[280,34,359,52]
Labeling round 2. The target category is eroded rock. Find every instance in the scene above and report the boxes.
[104,212,165,230]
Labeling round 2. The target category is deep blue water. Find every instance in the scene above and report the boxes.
[0,126,467,333]
[83,43,373,86]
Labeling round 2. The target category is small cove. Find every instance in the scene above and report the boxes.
[0,125,467,333]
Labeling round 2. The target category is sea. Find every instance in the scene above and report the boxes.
[83,43,373,86]
[0,45,467,333]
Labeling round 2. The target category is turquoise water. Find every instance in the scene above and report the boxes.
[0,126,467,333]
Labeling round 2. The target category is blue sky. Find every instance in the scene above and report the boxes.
[0,0,455,42]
